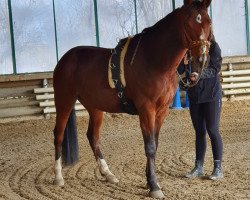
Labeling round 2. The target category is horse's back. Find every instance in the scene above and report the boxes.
[54,46,110,74]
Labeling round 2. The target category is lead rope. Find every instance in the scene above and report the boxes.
[177,55,206,88]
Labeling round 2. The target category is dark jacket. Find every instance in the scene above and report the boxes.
[178,41,222,104]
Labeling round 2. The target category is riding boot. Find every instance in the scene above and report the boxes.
[209,160,223,180]
[185,160,204,178]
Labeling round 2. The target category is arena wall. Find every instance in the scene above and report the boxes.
[0,56,249,119]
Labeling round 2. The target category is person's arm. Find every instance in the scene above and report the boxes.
[200,42,222,79]
[177,54,188,74]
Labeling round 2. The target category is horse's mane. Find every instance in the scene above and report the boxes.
[142,8,181,34]
[147,1,207,33]
[119,2,207,43]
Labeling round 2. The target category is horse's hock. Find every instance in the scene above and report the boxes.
[0,56,250,119]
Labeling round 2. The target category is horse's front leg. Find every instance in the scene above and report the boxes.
[139,108,165,199]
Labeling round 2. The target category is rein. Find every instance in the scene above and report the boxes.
[176,59,205,88]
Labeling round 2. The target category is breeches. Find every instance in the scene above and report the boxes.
[189,99,223,161]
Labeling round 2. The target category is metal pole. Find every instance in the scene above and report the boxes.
[7,0,17,74]
[245,0,250,54]
[133,0,138,34]
[93,0,100,47]
[209,4,213,22]
[172,0,175,10]
[52,0,59,62]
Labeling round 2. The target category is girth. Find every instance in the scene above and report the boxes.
[108,37,138,115]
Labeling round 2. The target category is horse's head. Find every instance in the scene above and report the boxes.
[182,0,212,79]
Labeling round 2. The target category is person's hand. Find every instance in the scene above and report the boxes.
[189,72,199,82]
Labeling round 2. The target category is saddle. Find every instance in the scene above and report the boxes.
[108,37,138,115]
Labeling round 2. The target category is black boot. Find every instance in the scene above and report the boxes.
[209,160,223,180]
[185,160,204,178]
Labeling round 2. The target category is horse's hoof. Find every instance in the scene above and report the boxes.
[149,190,165,199]
[106,174,119,184]
[53,178,64,186]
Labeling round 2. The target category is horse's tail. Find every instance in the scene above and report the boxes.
[62,108,79,165]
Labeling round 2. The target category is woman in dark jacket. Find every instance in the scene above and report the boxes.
[178,37,223,180]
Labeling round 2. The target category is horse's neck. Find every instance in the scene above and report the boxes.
[142,10,187,74]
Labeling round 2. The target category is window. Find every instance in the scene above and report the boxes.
[0,1,13,74]
[12,0,56,73]
[212,0,247,56]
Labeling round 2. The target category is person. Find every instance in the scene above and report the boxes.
[178,35,223,180]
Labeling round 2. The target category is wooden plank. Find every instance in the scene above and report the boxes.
[222,82,250,89]
[221,70,250,76]
[0,79,44,88]
[221,76,250,82]
[223,88,250,95]
[222,56,250,64]
[39,100,81,107]
[0,86,36,98]
[0,72,53,83]
[36,94,54,100]
[44,104,85,114]
[34,87,54,93]
[0,97,38,109]
[221,63,250,71]
[0,106,42,118]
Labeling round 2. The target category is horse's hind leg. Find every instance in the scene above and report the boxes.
[87,109,119,183]
[53,97,76,186]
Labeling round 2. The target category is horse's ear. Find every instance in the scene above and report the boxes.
[183,0,193,6]
[202,0,212,8]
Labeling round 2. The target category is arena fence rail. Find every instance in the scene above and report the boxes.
[0,56,250,119]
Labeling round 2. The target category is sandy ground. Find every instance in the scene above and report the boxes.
[0,101,250,200]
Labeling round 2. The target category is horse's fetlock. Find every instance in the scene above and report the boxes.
[100,167,109,174]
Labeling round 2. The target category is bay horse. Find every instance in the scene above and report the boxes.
[53,0,212,198]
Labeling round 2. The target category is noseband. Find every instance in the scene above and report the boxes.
[178,12,211,88]
[188,40,210,61]
[178,39,210,88]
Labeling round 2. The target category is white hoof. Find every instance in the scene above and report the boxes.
[106,174,119,184]
[149,190,165,199]
[53,178,64,186]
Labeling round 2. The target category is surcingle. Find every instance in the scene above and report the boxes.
[108,37,138,115]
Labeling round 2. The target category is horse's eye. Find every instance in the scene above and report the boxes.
[196,14,202,24]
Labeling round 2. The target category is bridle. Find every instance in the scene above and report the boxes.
[177,50,206,88]
[177,8,211,88]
